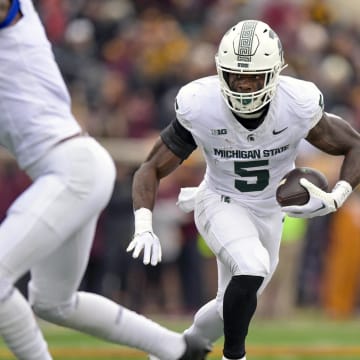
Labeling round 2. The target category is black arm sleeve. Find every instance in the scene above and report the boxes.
[160,119,197,161]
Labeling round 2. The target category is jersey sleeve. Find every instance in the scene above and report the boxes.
[160,119,197,160]
[295,81,324,130]
[159,83,199,161]
[174,84,197,131]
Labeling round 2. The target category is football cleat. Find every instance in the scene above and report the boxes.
[148,333,212,360]
[179,333,212,360]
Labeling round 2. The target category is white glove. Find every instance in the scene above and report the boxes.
[126,208,162,266]
[176,187,199,213]
[282,179,352,218]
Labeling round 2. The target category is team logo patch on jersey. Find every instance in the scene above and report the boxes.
[211,128,227,135]
[247,134,255,141]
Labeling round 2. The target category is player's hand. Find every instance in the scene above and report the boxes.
[176,186,199,213]
[127,231,162,266]
[282,179,352,218]
[127,207,162,266]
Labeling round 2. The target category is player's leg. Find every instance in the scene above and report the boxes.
[187,258,262,360]
[0,176,73,360]
[254,212,283,296]
[220,210,282,360]
[29,216,210,360]
[0,138,116,359]
[220,268,262,360]
[149,300,221,360]
[194,187,279,360]
[0,168,112,359]
[0,283,52,360]
[183,299,224,343]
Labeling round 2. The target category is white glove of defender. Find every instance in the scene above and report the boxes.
[176,187,199,213]
[126,208,162,266]
[282,179,352,218]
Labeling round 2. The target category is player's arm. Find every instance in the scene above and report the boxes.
[128,119,197,265]
[283,112,360,218]
[132,137,183,211]
[306,112,360,188]
[133,119,197,210]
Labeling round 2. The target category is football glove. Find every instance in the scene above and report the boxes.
[281,179,352,218]
[176,186,199,213]
[126,208,162,266]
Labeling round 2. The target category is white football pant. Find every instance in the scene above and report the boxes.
[0,136,115,293]
[0,137,192,360]
[185,182,283,341]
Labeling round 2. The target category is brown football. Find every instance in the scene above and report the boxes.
[276,167,329,207]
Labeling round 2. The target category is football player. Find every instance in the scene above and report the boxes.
[128,20,360,360]
[0,1,210,359]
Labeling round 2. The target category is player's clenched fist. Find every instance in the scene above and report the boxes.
[126,208,162,266]
[281,179,352,218]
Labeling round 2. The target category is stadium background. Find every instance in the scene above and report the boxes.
[1,0,360,358]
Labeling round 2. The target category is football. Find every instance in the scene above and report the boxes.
[276,167,329,207]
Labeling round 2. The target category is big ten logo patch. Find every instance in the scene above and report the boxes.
[211,128,227,135]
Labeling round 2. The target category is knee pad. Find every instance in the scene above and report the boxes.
[31,295,76,325]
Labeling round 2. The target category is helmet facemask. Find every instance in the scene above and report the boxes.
[216,20,287,115]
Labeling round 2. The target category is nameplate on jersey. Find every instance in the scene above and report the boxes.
[213,145,289,159]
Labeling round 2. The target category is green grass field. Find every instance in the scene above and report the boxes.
[1,310,360,360]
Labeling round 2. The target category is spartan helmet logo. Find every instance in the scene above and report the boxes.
[234,20,259,63]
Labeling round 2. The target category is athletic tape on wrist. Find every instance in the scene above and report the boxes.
[332,180,352,208]
[134,208,153,234]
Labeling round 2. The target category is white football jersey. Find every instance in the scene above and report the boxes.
[0,0,81,169]
[176,75,324,215]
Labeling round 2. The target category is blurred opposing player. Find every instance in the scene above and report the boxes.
[128,20,360,360]
[0,1,210,359]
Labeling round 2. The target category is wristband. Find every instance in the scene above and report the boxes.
[332,180,352,208]
[0,0,20,29]
[134,208,153,234]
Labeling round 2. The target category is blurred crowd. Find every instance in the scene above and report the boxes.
[2,0,360,317]
[32,0,360,137]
